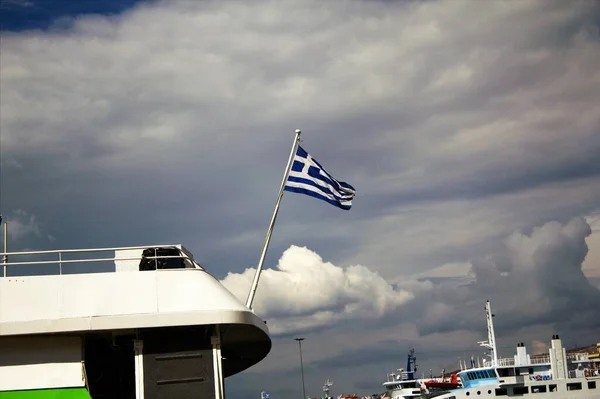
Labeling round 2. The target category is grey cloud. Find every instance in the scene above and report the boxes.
[310,342,415,371]
[414,217,599,337]
[2,1,600,398]
[2,0,599,265]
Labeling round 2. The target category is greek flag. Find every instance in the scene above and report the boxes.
[284,146,356,210]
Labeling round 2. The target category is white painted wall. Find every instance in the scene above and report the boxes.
[114,248,144,272]
[0,336,85,391]
[0,270,251,331]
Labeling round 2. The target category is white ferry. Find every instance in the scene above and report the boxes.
[433,301,599,399]
[0,244,272,399]
[382,349,426,399]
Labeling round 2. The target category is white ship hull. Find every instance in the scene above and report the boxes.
[435,376,599,399]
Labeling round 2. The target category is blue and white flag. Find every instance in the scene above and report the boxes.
[284,145,356,210]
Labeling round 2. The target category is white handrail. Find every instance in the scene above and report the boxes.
[0,244,181,257]
[0,244,203,275]
[4,255,194,267]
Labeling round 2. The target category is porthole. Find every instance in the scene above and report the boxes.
[466,393,470,396]
[477,391,481,395]
[488,390,491,394]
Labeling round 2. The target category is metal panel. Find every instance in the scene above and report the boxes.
[141,327,216,399]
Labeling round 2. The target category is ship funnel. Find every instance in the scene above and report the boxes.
[549,335,567,379]
[514,342,530,366]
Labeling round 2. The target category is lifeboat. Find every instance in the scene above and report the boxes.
[424,373,461,390]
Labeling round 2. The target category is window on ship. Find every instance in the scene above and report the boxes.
[494,388,507,396]
[513,386,529,395]
[531,385,547,393]
[497,368,511,377]
[567,382,582,391]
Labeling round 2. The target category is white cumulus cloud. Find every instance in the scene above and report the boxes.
[221,245,418,334]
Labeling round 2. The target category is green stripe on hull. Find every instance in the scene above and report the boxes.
[0,388,91,399]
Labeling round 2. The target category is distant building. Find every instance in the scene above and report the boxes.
[567,342,600,358]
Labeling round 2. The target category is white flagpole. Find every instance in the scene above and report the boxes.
[246,129,302,309]
[3,221,7,278]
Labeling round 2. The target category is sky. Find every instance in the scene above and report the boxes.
[1,0,599,397]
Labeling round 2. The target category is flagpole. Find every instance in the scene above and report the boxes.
[246,129,302,309]
[3,221,7,278]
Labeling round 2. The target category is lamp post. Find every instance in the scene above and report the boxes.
[295,338,306,399]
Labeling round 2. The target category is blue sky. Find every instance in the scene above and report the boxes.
[1,0,600,398]
[0,0,148,30]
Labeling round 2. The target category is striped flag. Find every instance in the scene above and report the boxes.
[284,146,356,210]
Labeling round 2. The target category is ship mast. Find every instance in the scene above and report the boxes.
[477,300,498,367]
[323,379,333,398]
[406,349,417,380]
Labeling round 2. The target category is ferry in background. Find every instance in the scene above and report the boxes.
[1,244,272,399]
[432,301,599,399]
[378,301,599,399]
[382,349,426,399]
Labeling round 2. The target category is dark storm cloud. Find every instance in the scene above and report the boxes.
[414,218,600,337]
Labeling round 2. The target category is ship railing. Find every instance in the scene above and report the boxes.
[482,354,592,369]
[483,355,552,368]
[482,358,518,367]
[568,353,591,362]
[1,244,202,277]
[530,355,551,364]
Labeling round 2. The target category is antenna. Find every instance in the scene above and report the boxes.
[477,300,498,367]
[323,379,334,398]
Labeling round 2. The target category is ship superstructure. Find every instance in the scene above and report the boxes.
[0,244,271,398]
